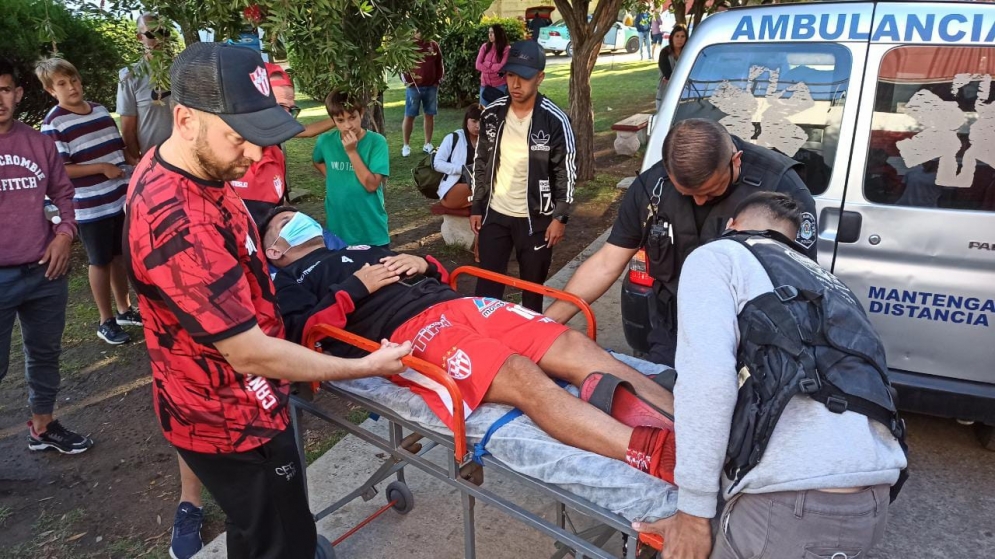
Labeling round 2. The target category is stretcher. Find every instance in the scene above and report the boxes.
[290,267,677,559]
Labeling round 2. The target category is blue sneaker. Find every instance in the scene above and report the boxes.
[169,502,204,559]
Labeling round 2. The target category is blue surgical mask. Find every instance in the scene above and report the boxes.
[276,212,323,249]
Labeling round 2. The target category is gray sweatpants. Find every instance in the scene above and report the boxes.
[0,264,68,416]
[711,485,890,559]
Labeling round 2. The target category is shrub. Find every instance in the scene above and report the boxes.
[437,17,526,109]
[1,0,139,128]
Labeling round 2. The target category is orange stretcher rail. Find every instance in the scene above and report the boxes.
[448,266,598,341]
[303,324,469,461]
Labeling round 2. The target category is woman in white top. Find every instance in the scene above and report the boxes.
[433,104,482,209]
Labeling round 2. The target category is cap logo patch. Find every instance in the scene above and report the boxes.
[250,66,271,97]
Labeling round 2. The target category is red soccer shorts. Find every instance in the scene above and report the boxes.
[389,297,570,430]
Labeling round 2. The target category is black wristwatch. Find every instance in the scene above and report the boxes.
[554,215,570,225]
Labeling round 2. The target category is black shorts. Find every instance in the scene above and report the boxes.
[175,428,317,559]
[78,212,124,266]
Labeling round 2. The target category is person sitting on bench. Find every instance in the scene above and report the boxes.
[262,206,677,484]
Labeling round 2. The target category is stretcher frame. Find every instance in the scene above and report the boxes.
[290,266,653,559]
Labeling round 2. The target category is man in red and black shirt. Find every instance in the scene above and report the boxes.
[125,43,409,559]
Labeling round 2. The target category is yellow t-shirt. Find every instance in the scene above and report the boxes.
[489,110,532,218]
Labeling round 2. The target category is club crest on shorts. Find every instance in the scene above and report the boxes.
[249,66,270,97]
[446,349,472,380]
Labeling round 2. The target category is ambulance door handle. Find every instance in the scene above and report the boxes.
[837,210,863,244]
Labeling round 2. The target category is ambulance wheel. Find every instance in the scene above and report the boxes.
[626,36,640,53]
[975,423,995,451]
[386,481,414,514]
[566,43,573,58]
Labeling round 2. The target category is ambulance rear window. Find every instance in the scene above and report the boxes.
[864,46,995,212]
[673,42,853,196]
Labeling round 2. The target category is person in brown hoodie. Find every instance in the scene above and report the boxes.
[401,30,444,157]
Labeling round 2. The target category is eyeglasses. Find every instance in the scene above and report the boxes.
[142,29,171,40]
[281,104,301,119]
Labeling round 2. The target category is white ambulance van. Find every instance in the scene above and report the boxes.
[623,1,995,446]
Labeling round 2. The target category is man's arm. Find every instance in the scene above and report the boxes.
[544,174,652,321]
[672,246,742,518]
[543,243,637,322]
[40,138,77,278]
[313,162,327,176]
[215,326,410,382]
[65,163,123,180]
[547,106,576,219]
[120,116,141,161]
[780,171,818,259]
[297,119,336,138]
[116,69,141,159]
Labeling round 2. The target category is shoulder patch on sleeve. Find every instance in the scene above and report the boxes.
[797,211,816,248]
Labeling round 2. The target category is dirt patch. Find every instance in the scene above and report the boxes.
[0,137,642,558]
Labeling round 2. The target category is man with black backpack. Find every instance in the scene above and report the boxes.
[632,192,907,559]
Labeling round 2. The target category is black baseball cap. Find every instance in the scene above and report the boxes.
[500,40,546,79]
[170,42,304,146]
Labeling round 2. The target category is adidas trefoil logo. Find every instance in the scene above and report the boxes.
[530,129,551,152]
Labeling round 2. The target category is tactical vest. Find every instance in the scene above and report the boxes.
[642,141,803,329]
[721,231,908,501]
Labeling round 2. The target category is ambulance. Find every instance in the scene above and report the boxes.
[624,1,995,446]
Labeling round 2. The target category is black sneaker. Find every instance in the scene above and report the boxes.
[27,420,94,454]
[97,318,131,345]
[116,307,143,327]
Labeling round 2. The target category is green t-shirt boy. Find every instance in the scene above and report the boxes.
[313,95,390,246]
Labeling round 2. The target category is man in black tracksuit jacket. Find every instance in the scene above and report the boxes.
[470,40,576,312]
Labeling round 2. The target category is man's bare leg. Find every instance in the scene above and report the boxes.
[537,330,674,415]
[484,354,631,460]
[178,454,203,507]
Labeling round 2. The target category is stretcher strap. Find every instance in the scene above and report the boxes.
[472,380,569,465]
[472,407,523,465]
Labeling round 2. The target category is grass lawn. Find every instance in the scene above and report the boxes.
[283,60,660,228]
[0,59,661,559]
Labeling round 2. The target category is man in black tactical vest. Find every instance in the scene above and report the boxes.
[545,119,818,365]
[630,192,907,559]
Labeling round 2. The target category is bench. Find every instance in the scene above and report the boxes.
[430,203,475,250]
[611,113,654,156]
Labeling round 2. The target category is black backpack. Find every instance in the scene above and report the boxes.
[412,131,459,200]
[722,232,909,501]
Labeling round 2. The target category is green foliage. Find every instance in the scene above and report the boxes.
[1,0,139,127]
[436,17,527,109]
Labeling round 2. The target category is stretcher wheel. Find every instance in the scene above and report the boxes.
[386,481,414,515]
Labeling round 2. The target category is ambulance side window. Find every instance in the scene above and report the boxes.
[672,42,852,196]
[864,46,995,212]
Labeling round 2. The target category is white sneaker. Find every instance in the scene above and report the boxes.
[423,143,434,154]
[401,145,411,157]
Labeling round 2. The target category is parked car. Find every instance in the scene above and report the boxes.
[624,0,995,446]
[538,19,640,57]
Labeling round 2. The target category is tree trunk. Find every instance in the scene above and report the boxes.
[362,90,386,135]
[568,40,600,181]
[552,0,627,182]
[672,1,688,26]
[181,25,201,46]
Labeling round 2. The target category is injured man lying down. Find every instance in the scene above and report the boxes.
[261,206,677,485]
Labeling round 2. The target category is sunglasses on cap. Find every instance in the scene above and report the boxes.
[280,104,301,119]
[142,29,171,40]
